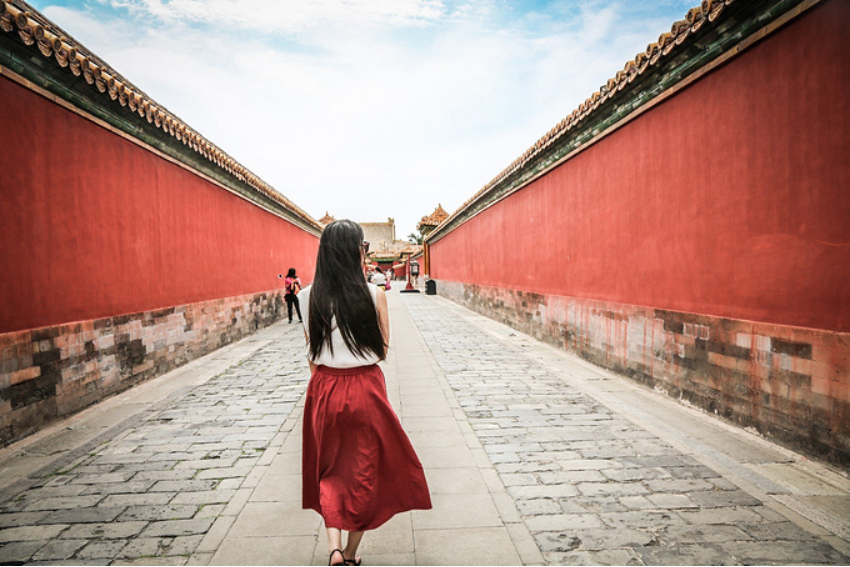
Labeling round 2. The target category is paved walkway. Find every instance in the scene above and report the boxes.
[0,291,848,565]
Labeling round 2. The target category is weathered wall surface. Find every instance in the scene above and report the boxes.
[437,281,849,466]
[429,2,850,466]
[0,75,319,444]
[0,292,285,443]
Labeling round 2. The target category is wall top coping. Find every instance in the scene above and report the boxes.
[426,0,821,244]
[0,0,323,236]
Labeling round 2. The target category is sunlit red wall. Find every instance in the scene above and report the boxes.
[0,75,319,334]
[430,0,850,333]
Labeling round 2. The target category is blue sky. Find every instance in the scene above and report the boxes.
[30,0,696,237]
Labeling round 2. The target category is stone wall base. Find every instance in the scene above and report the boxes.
[436,280,850,469]
[0,290,287,446]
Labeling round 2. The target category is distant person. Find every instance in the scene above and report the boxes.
[372,267,387,290]
[284,268,302,323]
[299,220,431,567]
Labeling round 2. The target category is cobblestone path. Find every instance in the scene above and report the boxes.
[2,294,849,565]
[0,324,308,565]
[402,294,850,566]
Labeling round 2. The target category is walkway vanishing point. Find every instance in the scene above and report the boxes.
[0,291,849,566]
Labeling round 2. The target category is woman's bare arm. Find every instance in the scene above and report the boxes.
[376,287,390,352]
[304,328,317,374]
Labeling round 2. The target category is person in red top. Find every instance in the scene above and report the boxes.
[300,220,431,566]
[284,268,302,323]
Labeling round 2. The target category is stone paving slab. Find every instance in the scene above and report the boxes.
[0,322,308,565]
[1,291,850,565]
[402,293,850,565]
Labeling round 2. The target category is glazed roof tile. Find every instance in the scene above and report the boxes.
[417,204,449,230]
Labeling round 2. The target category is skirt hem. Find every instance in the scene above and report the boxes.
[303,502,433,532]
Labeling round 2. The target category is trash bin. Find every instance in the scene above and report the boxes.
[425,279,437,295]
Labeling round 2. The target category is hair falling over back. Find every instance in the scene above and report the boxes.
[308,220,386,362]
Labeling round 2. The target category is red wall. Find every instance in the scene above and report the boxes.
[431,0,850,333]
[0,76,319,334]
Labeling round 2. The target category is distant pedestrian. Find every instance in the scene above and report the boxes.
[284,268,302,323]
[299,220,431,567]
[372,267,387,290]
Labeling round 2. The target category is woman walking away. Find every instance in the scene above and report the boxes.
[285,268,302,323]
[300,220,431,566]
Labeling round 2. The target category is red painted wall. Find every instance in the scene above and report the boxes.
[431,0,850,333]
[0,76,319,334]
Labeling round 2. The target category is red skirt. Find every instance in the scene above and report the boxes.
[302,364,432,531]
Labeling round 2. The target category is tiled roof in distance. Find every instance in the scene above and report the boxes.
[418,204,449,231]
[318,212,336,225]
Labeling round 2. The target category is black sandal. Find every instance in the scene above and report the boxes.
[329,549,346,566]
[345,557,362,566]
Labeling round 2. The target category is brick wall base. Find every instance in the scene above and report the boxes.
[436,280,850,469]
[0,290,288,446]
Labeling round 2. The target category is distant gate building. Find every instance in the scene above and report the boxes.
[0,1,321,444]
[427,0,850,467]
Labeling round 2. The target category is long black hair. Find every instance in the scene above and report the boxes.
[286,267,297,278]
[308,220,386,361]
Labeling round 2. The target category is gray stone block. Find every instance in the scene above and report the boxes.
[117,505,199,522]
[515,499,564,516]
[533,531,581,553]
[577,482,649,497]
[42,507,127,524]
[638,543,735,566]
[688,489,762,508]
[79,481,157,495]
[23,495,105,512]
[101,493,174,507]
[545,549,643,566]
[600,510,685,530]
[0,540,45,563]
[573,528,657,550]
[0,511,51,528]
[140,518,215,538]
[0,524,69,542]
[76,539,128,559]
[719,540,849,565]
[61,521,148,540]
[31,538,89,561]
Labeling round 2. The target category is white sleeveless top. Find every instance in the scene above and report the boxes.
[300,284,383,368]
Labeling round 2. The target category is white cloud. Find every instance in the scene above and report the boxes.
[102,0,447,32]
[39,1,693,237]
